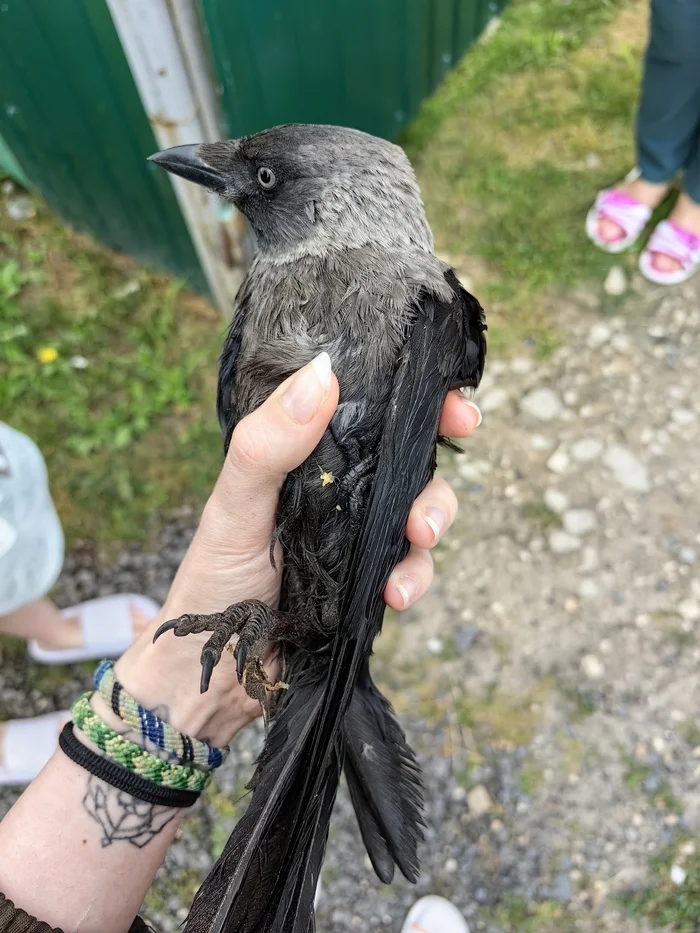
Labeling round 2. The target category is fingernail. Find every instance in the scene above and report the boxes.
[459,394,482,428]
[281,352,332,424]
[395,575,418,608]
[423,506,446,542]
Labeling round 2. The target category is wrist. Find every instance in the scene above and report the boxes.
[111,606,260,748]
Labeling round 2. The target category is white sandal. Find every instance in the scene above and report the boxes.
[401,895,470,933]
[0,711,70,785]
[28,593,159,665]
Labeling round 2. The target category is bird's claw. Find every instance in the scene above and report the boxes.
[153,618,179,643]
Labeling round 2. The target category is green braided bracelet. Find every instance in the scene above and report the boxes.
[94,660,229,770]
[71,693,212,793]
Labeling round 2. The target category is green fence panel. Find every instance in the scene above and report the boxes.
[200,0,508,141]
[0,0,205,290]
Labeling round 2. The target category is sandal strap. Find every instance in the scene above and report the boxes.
[594,189,651,239]
[647,220,700,269]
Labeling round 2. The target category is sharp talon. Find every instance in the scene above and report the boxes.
[236,644,248,682]
[153,618,179,643]
[200,653,215,694]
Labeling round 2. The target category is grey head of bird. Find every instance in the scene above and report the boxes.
[149,123,434,260]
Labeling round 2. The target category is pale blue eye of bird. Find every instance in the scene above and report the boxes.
[257,166,276,189]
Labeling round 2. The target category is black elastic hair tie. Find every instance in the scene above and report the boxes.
[59,722,200,809]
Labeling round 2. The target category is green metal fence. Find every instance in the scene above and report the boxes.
[0,0,504,296]
[201,0,505,140]
[0,1,204,290]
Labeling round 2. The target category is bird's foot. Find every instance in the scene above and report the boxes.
[337,453,377,524]
[154,599,293,697]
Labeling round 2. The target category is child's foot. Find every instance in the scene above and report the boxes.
[586,171,670,253]
[0,711,70,785]
[401,895,470,933]
[28,594,159,664]
[639,191,700,283]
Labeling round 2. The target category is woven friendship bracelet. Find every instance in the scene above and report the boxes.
[94,660,228,770]
[59,722,200,808]
[71,693,212,793]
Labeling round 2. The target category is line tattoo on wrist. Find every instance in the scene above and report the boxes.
[83,776,178,848]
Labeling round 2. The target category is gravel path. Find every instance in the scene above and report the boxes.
[2,268,699,932]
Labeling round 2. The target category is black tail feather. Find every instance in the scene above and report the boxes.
[343,662,424,884]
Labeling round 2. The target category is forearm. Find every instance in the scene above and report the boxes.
[0,747,183,933]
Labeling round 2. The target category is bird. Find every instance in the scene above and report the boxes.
[149,124,486,933]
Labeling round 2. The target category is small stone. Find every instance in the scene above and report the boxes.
[678,599,700,622]
[564,596,579,613]
[467,784,493,817]
[579,404,595,418]
[679,547,696,565]
[671,408,696,426]
[490,819,504,832]
[427,637,443,655]
[544,488,568,514]
[588,323,612,348]
[585,152,602,169]
[531,434,554,451]
[571,438,603,463]
[451,785,467,802]
[680,842,696,856]
[444,858,459,874]
[671,709,686,722]
[580,545,599,572]
[112,279,141,300]
[652,736,666,754]
[6,195,35,221]
[69,355,88,370]
[547,448,570,475]
[511,356,533,374]
[457,459,491,482]
[604,265,628,296]
[0,179,14,195]
[563,509,597,536]
[670,865,687,886]
[578,579,599,599]
[599,638,613,654]
[480,388,509,412]
[520,388,563,421]
[549,530,581,554]
[611,333,631,353]
[636,612,651,628]
[603,445,650,492]
[580,654,605,679]
[563,389,579,406]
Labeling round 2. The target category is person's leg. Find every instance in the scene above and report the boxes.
[637,0,700,186]
[0,595,152,652]
[598,0,700,245]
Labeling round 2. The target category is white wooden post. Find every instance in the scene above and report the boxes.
[106,0,247,313]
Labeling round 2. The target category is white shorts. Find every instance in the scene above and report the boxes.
[0,422,64,616]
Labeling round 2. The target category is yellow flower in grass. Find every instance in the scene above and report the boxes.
[37,346,58,364]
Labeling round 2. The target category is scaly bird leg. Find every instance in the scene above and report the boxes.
[153,599,305,699]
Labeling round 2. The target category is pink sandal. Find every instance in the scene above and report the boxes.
[639,219,700,285]
[586,184,652,253]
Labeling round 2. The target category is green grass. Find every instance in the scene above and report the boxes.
[0,202,223,547]
[620,839,700,932]
[519,758,544,795]
[490,895,578,932]
[403,0,647,353]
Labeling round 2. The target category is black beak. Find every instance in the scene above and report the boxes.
[148,144,224,190]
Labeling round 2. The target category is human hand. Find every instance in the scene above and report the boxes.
[112,355,481,746]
